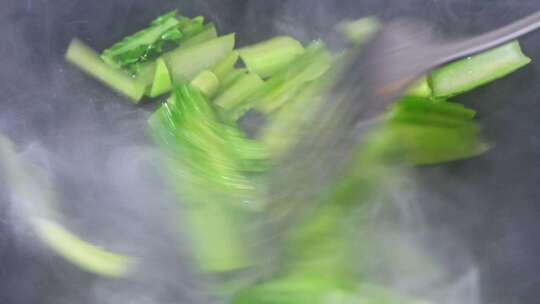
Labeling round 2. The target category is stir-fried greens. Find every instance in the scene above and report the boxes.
[4,9,533,303]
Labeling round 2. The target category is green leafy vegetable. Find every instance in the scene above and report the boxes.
[66,39,146,102]
[366,98,490,165]
[164,33,236,83]
[259,75,329,158]
[212,51,240,80]
[190,69,220,98]
[177,15,205,35]
[214,72,264,110]
[101,11,184,70]
[251,40,331,114]
[232,275,357,304]
[180,23,218,48]
[220,68,248,90]
[149,84,264,272]
[239,36,306,78]
[431,40,531,98]
[406,76,432,98]
[148,57,172,97]
[134,33,235,93]
[64,11,535,302]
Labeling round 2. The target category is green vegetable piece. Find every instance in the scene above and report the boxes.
[239,36,306,78]
[431,41,531,98]
[164,33,236,83]
[149,84,257,203]
[363,97,490,165]
[336,16,381,44]
[136,34,235,91]
[259,76,327,158]
[180,23,218,48]
[214,73,264,110]
[149,85,263,272]
[181,203,253,272]
[66,39,145,102]
[393,97,477,121]
[253,40,332,114]
[378,123,490,165]
[178,16,205,36]
[190,70,220,98]
[212,51,240,81]
[221,125,269,172]
[0,134,136,278]
[232,275,357,304]
[406,76,432,98]
[149,57,172,97]
[32,218,136,277]
[220,68,248,90]
[101,10,182,69]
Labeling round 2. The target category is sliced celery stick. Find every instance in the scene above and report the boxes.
[66,39,145,102]
[190,70,220,98]
[180,23,218,48]
[220,68,247,90]
[431,41,531,98]
[214,73,263,110]
[336,16,381,44]
[239,36,305,78]
[164,33,236,83]
[32,218,136,277]
[212,51,240,80]
[149,57,172,97]
[406,76,432,98]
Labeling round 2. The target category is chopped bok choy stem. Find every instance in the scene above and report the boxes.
[66,39,146,102]
[191,70,220,98]
[148,57,172,97]
[430,41,531,98]
[214,73,264,110]
[239,36,305,78]
[212,51,240,80]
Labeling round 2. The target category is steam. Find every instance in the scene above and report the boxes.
[1,2,484,304]
[353,174,481,304]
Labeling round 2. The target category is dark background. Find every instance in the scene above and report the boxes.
[1,1,540,303]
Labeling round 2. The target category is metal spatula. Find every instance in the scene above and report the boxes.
[266,11,540,234]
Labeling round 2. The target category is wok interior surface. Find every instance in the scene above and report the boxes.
[2,1,540,304]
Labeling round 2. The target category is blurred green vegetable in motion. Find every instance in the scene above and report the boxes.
[0,134,136,278]
[32,218,136,277]
[337,16,381,45]
[149,84,266,273]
